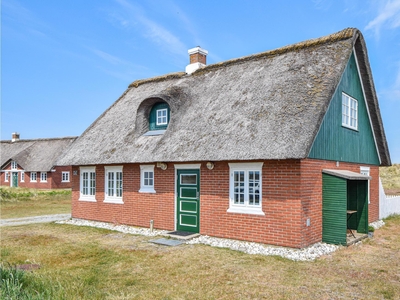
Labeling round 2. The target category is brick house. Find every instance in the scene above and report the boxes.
[58,28,391,248]
[1,133,77,189]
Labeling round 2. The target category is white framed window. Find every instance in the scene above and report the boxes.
[228,162,264,215]
[62,171,70,182]
[156,108,168,126]
[30,172,37,182]
[80,167,96,201]
[5,172,9,182]
[104,166,123,204]
[40,172,47,182]
[11,161,17,170]
[360,166,371,204]
[139,165,155,193]
[21,172,25,182]
[342,93,358,130]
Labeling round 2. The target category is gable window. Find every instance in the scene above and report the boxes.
[139,165,155,193]
[342,93,358,130]
[5,172,9,182]
[11,161,17,170]
[62,171,70,182]
[30,172,37,182]
[104,166,123,204]
[21,172,25,182]
[149,102,170,131]
[40,172,47,182]
[228,162,264,215]
[80,167,96,201]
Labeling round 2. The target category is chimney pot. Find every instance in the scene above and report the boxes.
[186,46,208,74]
[12,132,20,142]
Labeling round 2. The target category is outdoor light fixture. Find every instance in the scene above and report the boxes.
[157,162,168,170]
[206,161,215,170]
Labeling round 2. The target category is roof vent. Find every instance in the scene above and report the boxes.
[186,46,208,74]
[12,132,20,142]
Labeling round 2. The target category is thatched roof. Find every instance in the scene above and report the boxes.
[57,28,391,166]
[1,137,77,172]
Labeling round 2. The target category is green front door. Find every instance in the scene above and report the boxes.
[12,172,18,187]
[176,169,200,233]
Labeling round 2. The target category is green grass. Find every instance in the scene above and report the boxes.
[1,216,399,299]
[0,187,71,219]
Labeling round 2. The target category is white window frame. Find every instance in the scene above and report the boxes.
[156,108,168,126]
[5,172,9,182]
[342,93,358,130]
[21,172,25,182]
[79,167,96,202]
[139,165,155,193]
[30,172,37,182]
[104,166,123,204]
[228,162,265,215]
[11,161,17,170]
[62,171,70,182]
[40,172,47,182]
[360,166,371,204]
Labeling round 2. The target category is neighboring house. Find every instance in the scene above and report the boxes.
[57,28,391,248]
[1,133,77,189]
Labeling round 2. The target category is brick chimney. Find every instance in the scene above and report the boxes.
[186,46,208,74]
[12,132,20,142]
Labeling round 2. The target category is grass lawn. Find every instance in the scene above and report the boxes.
[1,216,399,299]
[0,187,71,219]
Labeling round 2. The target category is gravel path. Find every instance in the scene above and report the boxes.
[0,214,71,227]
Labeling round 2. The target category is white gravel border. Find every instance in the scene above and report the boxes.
[57,218,385,261]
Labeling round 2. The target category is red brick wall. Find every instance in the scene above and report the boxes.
[299,159,379,246]
[70,159,380,249]
[0,165,73,189]
[51,166,73,189]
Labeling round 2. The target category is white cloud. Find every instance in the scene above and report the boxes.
[365,0,400,36]
[110,0,186,56]
[89,48,127,65]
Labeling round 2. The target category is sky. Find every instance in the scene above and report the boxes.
[1,0,400,163]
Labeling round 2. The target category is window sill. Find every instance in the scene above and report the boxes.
[227,206,265,216]
[143,130,166,136]
[341,124,358,132]
[79,197,97,202]
[104,198,124,204]
[139,188,156,193]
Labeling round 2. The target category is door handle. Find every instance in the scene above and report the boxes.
[197,191,199,199]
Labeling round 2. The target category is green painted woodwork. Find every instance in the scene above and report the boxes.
[309,52,380,165]
[323,174,369,245]
[12,172,18,187]
[176,169,200,233]
[354,181,368,234]
[149,102,170,131]
[322,173,347,245]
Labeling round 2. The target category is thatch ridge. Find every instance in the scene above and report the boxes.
[127,28,356,88]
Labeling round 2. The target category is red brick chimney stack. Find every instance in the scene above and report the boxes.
[12,132,20,142]
[186,46,208,74]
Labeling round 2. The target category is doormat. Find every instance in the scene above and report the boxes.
[149,238,184,247]
[167,231,195,237]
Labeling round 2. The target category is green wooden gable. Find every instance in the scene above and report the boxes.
[308,52,380,165]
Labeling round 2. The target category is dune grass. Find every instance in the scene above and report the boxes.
[380,163,400,195]
[0,187,71,219]
[1,215,399,299]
